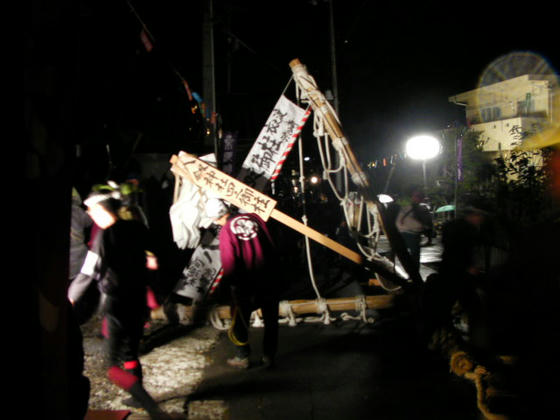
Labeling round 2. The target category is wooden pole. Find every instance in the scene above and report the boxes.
[271,209,361,264]
[152,295,394,322]
[289,58,423,286]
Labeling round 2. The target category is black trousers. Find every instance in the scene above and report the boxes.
[104,295,147,375]
[229,286,279,360]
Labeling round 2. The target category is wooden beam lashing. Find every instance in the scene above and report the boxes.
[151,295,395,322]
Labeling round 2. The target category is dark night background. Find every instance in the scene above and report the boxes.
[29,3,558,417]
[67,0,558,191]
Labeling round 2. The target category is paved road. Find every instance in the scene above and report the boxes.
[185,236,461,420]
[189,317,479,420]
[376,234,442,281]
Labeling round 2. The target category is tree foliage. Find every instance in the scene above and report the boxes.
[426,126,493,210]
[428,123,555,233]
[491,127,555,231]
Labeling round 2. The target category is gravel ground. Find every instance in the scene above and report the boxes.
[81,314,228,419]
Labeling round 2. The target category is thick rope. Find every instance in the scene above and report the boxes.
[296,120,322,301]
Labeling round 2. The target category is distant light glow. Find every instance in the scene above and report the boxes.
[310,175,320,184]
[406,135,441,160]
[377,194,394,204]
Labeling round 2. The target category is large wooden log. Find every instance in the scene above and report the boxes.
[152,295,394,322]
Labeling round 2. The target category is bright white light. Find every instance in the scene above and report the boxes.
[377,194,394,204]
[304,156,311,161]
[405,135,441,161]
[310,175,319,184]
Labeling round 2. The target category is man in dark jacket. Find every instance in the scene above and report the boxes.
[68,191,171,419]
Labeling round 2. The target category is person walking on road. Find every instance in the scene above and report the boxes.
[205,198,280,369]
[68,190,171,420]
[69,187,93,285]
[396,187,433,271]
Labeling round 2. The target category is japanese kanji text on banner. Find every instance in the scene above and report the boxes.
[238,95,309,190]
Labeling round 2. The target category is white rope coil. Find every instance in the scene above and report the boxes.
[208,306,230,331]
[279,300,301,326]
[250,311,264,328]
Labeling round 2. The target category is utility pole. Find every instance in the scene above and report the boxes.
[329,0,339,115]
[202,0,218,164]
[329,0,342,191]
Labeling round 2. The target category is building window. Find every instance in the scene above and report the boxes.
[481,107,501,122]
[517,93,534,116]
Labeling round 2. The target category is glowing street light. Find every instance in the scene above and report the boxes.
[405,134,441,188]
[406,135,441,161]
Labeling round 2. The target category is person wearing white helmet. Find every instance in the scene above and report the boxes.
[68,190,171,419]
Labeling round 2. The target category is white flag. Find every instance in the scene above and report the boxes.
[238,95,309,190]
[172,96,309,302]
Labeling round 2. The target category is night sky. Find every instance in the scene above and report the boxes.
[75,0,558,182]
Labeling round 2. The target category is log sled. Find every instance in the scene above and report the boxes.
[149,58,525,420]
[161,58,425,328]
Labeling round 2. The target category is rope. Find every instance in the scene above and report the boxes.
[208,306,230,331]
[339,295,375,323]
[296,95,322,302]
[293,71,386,267]
[301,298,335,325]
[279,300,301,326]
[284,72,402,324]
[250,311,264,327]
[227,306,249,346]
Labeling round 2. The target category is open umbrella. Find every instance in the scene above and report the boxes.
[435,204,455,213]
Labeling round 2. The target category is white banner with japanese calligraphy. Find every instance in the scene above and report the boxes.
[175,152,277,221]
[238,95,309,190]
[172,95,309,303]
[173,229,223,302]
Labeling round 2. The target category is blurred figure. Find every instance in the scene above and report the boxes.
[68,191,171,419]
[206,198,280,369]
[396,187,433,271]
[478,130,560,418]
[118,175,149,227]
[69,187,92,285]
[421,203,490,344]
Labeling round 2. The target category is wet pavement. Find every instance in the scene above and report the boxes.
[376,234,443,281]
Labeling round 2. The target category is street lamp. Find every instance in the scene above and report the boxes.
[405,134,441,188]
